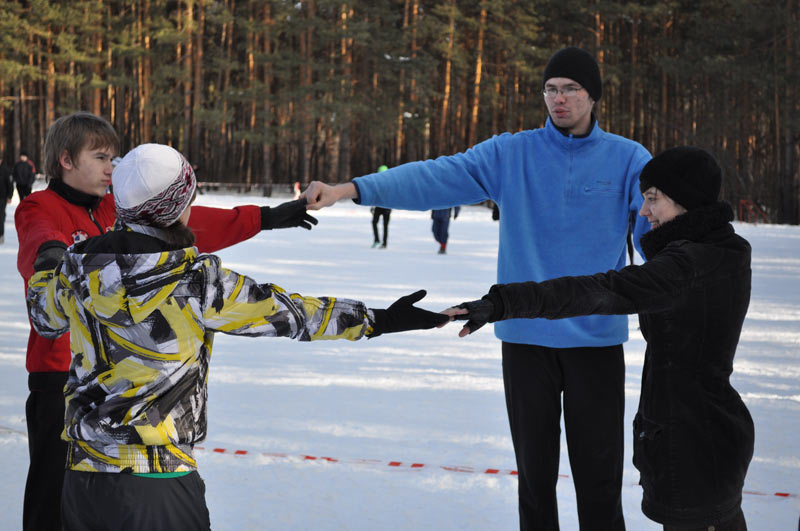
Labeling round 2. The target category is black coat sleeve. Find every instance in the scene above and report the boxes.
[491,242,696,321]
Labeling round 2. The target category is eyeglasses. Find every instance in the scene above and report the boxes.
[542,86,585,99]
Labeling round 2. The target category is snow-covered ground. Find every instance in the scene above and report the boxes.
[0,192,798,530]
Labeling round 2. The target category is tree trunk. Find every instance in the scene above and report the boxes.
[437,2,455,155]
[92,14,102,116]
[467,1,487,147]
[262,3,274,195]
[395,0,411,164]
[181,1,193,156]
[299,0,315,186]
[629,11,638,139]
[192,0,205,166]
[337,4,354,182]
[13,84,22,159]
[218,0,235,181]
[245,2,257,186]
[406,0,419,162]
[46,38,55,133]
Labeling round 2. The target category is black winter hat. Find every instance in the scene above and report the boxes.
[639,146,722,210]
[542,47,602,101]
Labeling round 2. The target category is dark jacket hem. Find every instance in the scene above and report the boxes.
[642,493,742,527]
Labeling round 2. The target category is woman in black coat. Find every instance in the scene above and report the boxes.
[446,146,753,531]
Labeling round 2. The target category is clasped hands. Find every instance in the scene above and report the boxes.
[369,291,498,339]
[439,297,499,337]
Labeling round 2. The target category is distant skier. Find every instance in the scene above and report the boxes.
[370,165,391,248]
[431,206,459,254]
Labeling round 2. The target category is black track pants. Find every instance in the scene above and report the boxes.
[371,208,390,245]
[502,342,626,531]
[62,470,211,531]
[23,372,69,531]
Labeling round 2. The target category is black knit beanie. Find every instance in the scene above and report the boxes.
[639,146,722,210]
[542,47,602,101]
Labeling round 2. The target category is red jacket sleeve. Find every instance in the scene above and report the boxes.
[188,205,262,253]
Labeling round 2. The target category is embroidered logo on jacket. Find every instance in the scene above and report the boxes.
[72,230,89,243]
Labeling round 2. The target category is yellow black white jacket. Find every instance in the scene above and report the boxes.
[27,229,374,474]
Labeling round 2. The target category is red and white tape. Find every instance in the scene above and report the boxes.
[195,445,798,500]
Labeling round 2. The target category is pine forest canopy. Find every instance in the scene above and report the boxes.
[0,0,798,223]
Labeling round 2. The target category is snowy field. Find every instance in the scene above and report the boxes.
[0,191,798,530]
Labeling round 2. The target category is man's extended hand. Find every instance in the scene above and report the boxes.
[302,181,357,211]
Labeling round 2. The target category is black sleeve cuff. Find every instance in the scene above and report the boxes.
[259,206,273,230]
[33,240,68,272]
[484,286,506,322]
[351,180,363,205]
[367,308,387,338]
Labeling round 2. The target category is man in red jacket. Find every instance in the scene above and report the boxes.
[15,111,317,531]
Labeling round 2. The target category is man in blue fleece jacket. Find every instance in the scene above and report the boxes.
[305,47,651,530]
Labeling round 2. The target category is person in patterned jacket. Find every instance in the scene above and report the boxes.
[26,142,448,531]
[16,111,317,531]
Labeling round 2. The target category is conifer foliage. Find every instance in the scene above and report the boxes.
[0,1,797,223]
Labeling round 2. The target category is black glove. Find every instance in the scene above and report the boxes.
[260,199,319,230]
[451,291,504,335]
[368,290,449,338]
[33,241,68,272]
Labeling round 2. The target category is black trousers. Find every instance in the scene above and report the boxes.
[502,342,626,531]
[62,470,211,531]
[24,372,69,531]
[16,182,33,201]
[372,207,391,245]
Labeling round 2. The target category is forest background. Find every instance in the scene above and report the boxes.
[1,0,798,223]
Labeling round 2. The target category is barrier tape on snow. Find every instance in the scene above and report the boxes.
[1,427,795,500]
[195,445,518,476]
[195,445,799,500]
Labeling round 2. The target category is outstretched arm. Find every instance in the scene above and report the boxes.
[445,249,695,337]
[189,199,318,254]
[200,257,448,341]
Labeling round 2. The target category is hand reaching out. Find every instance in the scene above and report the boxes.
[261,198,318,230]
[442,293,504,337]
[302,181,357,211]
[368,290,450,338]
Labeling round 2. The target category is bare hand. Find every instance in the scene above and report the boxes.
[440,306,471,337]
[302,181,356,211]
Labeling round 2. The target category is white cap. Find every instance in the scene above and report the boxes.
[113,143,196,227]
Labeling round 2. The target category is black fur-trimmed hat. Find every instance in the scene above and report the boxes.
[542,47,602,101]
[639,146,722,210]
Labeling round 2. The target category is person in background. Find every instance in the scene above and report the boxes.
[13,151,36,201]
[26,142,448,531]
[371,164,392,248]
[15,111,317,531]
[446,147,753,531]
[431,206,459,254]
[303,46,651,530]
[0,153,13,244]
